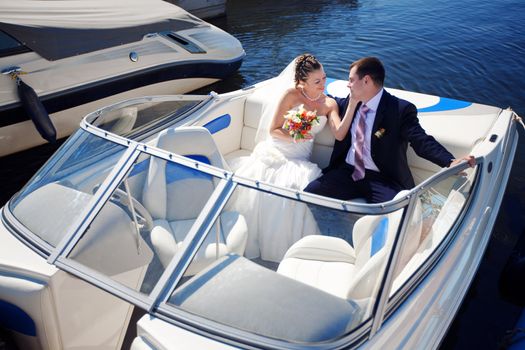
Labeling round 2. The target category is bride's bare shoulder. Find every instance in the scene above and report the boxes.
[279,87,300,104]
[283,87,299,97]
[319,95,338,113]
[325,96,338,107]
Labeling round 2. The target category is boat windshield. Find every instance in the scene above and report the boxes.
[9,129,127,248]
[47,145,476,345]
[87,96,209,138]
[51,144,406,341]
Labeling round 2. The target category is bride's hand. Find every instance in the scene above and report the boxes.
[294,133,314,143]
[348,95,360,110]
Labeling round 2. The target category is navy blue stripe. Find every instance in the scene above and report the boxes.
[0,300,36,336]
[0,58,244,128]
[203,114,231,134]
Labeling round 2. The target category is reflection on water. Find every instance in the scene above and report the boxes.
[1,0,524,348]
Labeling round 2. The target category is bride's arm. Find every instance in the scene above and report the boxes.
[327,96,358,141]
[269,89,308,142]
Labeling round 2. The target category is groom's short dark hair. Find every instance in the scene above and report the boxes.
[350,57,385,87]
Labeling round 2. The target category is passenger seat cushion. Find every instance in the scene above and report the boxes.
[221,211,248,255]
[150,212,248,273]
[277,236,357,299]
[241,84,271,151]
[277,258,357,299]
[282,236,356,264]
[151,219,178,267]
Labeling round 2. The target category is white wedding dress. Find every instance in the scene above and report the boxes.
[229,112,327,262]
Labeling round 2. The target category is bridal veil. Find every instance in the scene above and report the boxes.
[254,57,298,144]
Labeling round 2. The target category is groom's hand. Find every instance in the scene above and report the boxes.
[449,155,476,168]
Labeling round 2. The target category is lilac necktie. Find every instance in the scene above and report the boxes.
[352,104,369,181]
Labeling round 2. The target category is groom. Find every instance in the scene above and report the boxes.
[304,56,475,203]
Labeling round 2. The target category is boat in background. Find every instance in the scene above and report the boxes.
[0,0,244,157]
[168,0,227,19]
[0,67,520,349]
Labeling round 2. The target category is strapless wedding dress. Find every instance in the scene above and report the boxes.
[229,115,327,262]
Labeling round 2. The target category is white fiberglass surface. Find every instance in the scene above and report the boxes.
[9,129,127,247]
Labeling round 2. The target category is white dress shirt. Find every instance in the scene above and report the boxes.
[345,88,384,172]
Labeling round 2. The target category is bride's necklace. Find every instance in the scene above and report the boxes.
[301,88,322,102]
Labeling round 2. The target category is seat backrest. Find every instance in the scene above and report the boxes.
[347,190,422,299]
[242,89,265,152]
[143,127,227,221]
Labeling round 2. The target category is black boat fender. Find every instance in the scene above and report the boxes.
[15,75,56,143]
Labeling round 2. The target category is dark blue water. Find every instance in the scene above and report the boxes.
[0,0,524,349]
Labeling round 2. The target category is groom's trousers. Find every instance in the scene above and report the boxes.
[303,163,403,204]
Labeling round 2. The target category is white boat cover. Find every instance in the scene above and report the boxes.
[0,0,205,60]
[0,0,191,28]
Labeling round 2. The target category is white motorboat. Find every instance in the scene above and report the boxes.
[0,0,244,157]
[170,0,227,19]
[0,69,521,349]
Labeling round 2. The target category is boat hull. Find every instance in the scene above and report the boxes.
[0,56,243,157]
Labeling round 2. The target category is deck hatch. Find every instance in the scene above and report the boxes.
[161,32,206,54]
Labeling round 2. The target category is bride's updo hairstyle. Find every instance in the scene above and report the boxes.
[294,54,321,87]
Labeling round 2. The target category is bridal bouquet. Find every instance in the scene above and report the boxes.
[282,104,320,141]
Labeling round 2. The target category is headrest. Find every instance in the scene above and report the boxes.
[155,126,228,169]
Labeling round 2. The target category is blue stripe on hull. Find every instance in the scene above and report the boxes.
[325,79,472,112]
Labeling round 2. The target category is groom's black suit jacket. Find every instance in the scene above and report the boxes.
[327,90,454,189]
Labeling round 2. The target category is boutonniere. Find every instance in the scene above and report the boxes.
[374,128,386,139]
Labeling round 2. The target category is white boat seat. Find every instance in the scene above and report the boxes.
[224,148,251,166]
[168,254,362,343]
[277,190,422,301]
[143,127,248,274]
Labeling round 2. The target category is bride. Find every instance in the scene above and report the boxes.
[229,53,357,262]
